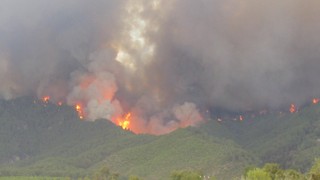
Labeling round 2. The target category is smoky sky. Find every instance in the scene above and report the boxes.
[150,0,320,111]
[1,0,320,118]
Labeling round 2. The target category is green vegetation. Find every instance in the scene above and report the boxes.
[0,97,255,179]
[0,177,70,180]
[309,158,320,180]
[170,170,202,180]
[1,97,320,179]
[199,103,320,176]
[243,159,320,180]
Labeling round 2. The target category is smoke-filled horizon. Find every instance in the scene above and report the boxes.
[1,0,320,134]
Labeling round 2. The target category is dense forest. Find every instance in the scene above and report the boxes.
[1,97,320,179]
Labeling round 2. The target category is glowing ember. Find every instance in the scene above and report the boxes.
[75,104,84,119]
[289,104,296,113]
[42,96,50,103]
[118,113,131,130]
[313,98,320,104]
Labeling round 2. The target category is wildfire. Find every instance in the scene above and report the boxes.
[42,96,50,103]
[313,98,320,104]
[75,104,84,119]
[118,113,131,130]
[239,115,244,121]
[289,104,296,113]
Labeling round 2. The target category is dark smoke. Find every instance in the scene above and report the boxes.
[149,0,320,111]
[1,0,320,133]
[0,0,123,99]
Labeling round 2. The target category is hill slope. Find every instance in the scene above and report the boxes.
[1,97,320,179]
[202,103,320,172]
[0,97,256,179]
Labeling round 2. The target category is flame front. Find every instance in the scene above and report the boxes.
[75,104,84,119]
[313,98,320,104]
[289,104,296,113]
[118,113,131,130]
[42,96,50,103]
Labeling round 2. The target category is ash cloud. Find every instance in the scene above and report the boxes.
[150,0,320,111]
[1,0,320,134]
[0,0,123,99]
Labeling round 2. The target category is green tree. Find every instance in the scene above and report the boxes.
[308,158,320,180]
[129,175,142,180]
[262,163,282,179]
[246,168,271,180]
[92,166,119,180]
[281,169,304,180]
[244,163,305,180]
[170,170,202,180]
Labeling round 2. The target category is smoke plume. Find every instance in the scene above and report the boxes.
[1,0,320,134]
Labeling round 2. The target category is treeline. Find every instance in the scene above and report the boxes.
[87,158,320,180]
[71,166,212,180]
[243,159,320,180]
[2,159,320,180]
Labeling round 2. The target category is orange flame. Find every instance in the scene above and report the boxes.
[289,104,296,113]
[313,98,320,104]
[42,96,50,103]
[75,104,84,119]
[118,113,131,130]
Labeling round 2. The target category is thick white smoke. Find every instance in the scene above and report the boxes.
[1,0,320,134]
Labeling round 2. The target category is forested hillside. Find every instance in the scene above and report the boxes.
[209,103,320,171]
[1,97,320,179]
[0,97,255,179]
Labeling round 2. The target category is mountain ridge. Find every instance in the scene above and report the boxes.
[1,97,320,179]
